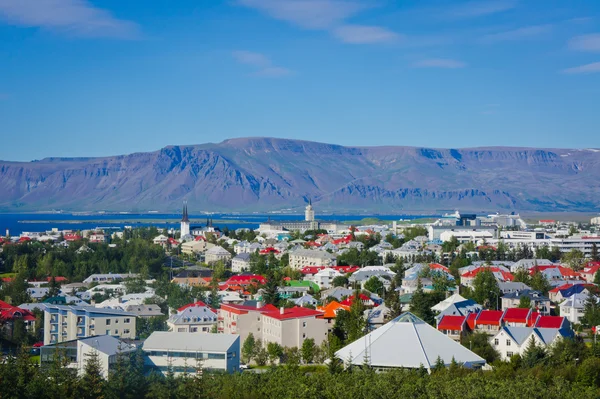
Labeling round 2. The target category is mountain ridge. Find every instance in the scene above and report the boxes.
[1,137,599,213]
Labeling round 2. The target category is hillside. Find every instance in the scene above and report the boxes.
[1,138,599,212]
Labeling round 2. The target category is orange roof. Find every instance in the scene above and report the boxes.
[317,301,350,318]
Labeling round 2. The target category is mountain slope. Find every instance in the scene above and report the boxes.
[1,138,599,212]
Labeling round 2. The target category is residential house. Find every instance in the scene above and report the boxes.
[167,301,218,333]
[43,305,136,345]
[501,290,551,314]
[468,310,504,335]
[316,301,350,322]
[491,326,573,361]
[181,240,214,256]
[231,253,251,273]
[205,246,232,265]
[40,335,137,378]
[83,273,140,285]
[549,283,591,302]
[349,266,396,289]
[123,304,164,319]
[143,332,240,375]
[292,294,318,307]
[288,248,337,269]
[311,268,343,290]
[559,293,591,324]
[365,304,392,330]
[153,235,169,248]
[0,300,36,338]
[581,262,600,282]
[460,266,514,288]
[502,308,531,327]
[320,287,353,302]
[498,282,532,295]
[437,315,469,342]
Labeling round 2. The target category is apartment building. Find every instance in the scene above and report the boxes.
[44,305,136,345]
[288,249,336,269]
[218,303,329,347]
[550,237,600,257]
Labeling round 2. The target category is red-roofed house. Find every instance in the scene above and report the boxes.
[461,267,514,288]
[527,311,541,327]
[340,294,375,308]
[581,262,600,283]
[63,233,82,242]
[503,308,531,327]
[18,236,31,243]
[535,315,570,329]
[218,303,328,347]
[225,274,266,287]
[437,315,469,341]
[472,310,504,334]
[429,263,451,273]
[0,300,36,339]
[259,247,280,255]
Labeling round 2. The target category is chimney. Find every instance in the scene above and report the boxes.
[280,307,284,315]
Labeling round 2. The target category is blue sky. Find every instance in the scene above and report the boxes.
[0,0,599,161]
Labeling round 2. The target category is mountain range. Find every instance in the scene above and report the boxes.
[1,137,599,213]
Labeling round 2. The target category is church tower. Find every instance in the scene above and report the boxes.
[305,199,315,222]
[181,201,190,237]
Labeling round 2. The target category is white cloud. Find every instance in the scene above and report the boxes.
[232,50,271,67]
[568,33,600,52]
[445,0,517,19]
[232,51,293,78]
[332,25,400,44]
[237,0,365,30]
[0,0,139,39]
[480,24,552,43]
[412,58,467,69]
[563,62,600,74]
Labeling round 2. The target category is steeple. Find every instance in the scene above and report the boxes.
[181,201,189,223]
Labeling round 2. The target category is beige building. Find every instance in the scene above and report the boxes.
[205,246,232,264]
[218,303,329,347]
[289,248,336,270]
[181,240,214,255]
[44,305,136,345]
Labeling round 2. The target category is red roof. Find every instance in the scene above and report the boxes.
[461,267,514,282]
[466,313,478,330]
[0,300,36,322]
[503,308,531,323]
[225,275,266,285]
[430,263,450,273]
[64,233,82,241]
[437,315,466,331]
[535,315,567,329]
[475,310,504,326]
[300,266,326,275]
[261,306,323,321]
[332,235,353,245]
[18,236,31,243]
[178,300,210,312]
[194,236,207,241]
[259,247,280,255]
[530,265,581,279]
[340,294,373,306]
[305,241,322,247]
[527,311,541,327]
[549,283,573,293]
[332,266,360,274]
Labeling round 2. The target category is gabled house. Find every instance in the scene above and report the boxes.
[501,290,551,314]
[468,310,504,335]
[167,301,218,333]
[502,308,531,327]
[364,304,392,330]
[437,315,469,342]
[491,326,573,361]
[581,262,600,283]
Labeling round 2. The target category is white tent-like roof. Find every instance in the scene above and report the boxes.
[431,293,468,312]
[335,312,486,371]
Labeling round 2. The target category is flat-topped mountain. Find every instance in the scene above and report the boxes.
[1,137,599,212]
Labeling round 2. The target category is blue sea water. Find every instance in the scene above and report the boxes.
[0,213,437,236]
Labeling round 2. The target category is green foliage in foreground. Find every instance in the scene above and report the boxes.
[2,349,600,399]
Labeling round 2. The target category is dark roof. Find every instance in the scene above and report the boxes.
[175,268,213,278]
[502,289,548,301]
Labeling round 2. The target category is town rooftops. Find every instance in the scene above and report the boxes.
[225,274,266,285]
[44,304,135,316]
[177,300,212,312]
[535,315,569,329]
[79,335,137,355]
[474,310,504,325]
[0,300,36,321]
[503,308,531,323]
[317,301,350,318]
[143,331,239,352]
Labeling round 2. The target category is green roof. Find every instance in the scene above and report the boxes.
[287,280,320,292]
[398,293,413,304]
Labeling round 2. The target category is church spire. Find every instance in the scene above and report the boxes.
[181,201,189,222]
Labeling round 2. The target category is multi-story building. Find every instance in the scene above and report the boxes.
[44,305,136,345]
[167,301,218,333]
[143,332,240,375]
[218,303,329,347]
[205,246,232,264]
[491,326,572,361]
[288,249,336,269]
[550,237,600,257]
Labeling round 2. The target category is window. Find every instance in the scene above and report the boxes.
[494,339,499,346]
[115,319,119,324]
[303,321,307,328]
[506,340,511,346]
[106,330,111,335]
[507,352,513,357]
[114,329,119,334]
[124,329,130,334]
[106,319,111,325]
[124,318,130,323]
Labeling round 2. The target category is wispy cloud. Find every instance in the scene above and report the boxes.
[568,33,600,52]
[479,24,552,44]
[237,0,365,30]
[0,0,139,39]
[232,51,293,77]
[563,62,600,75]
[412,58,467,69]
[237,0,400,45]
[444,0,517,19]
[332,25,400,44]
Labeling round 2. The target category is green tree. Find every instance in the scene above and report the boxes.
[346,289,367,342]
[581,294,600,328]
[462,332,499,363]
[78,350,105,399]
[242,333,257,364]
[301,338,316,364]
[267,342,283,365]
[521,337,547,368]
[124,277,147,294]
[577,357,600,387]
[518,296,531,308]
[410,280,434,325]
[332,276,349,287]
[592,243,599,262]
[254,341,269,366]
[529,270,551,296]
[562,249,586,271]
[384,280,402,319]
[363,276,384,296]
[472,268,500,309]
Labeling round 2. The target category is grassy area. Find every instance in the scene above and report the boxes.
[30,355,40,364]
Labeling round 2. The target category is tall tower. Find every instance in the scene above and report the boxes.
[181,201,190,237]
[305,199,315,222]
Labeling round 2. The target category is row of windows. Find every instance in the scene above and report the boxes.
[493,339,511,346]
[146,351,227,360]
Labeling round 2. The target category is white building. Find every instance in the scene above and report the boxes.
[205,246,232,264]
[288,248,337,269]
[181,202,190,238]
[231,253,251,273]
[311,268,343,289]
[491,326,572,361]
[83,273,140,285]
[305,201,315,222]
[167,303,218,333]
[559,293,592,324]
[143,332,240,375]
[44,305,136,345]
[550,237,600,257]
